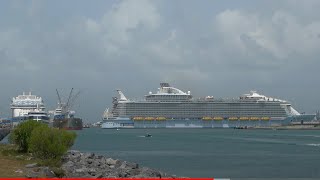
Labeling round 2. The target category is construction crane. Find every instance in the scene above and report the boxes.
[55,88,80,118]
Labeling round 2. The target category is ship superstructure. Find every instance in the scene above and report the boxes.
[102,83,315,128]
[11,92,46,121]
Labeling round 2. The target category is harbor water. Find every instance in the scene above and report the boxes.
[72,128,320,179]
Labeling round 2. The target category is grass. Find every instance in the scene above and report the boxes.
[0,144,37,177]
[0,144,66,177]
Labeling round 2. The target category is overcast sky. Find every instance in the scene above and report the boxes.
[0,0,320,122]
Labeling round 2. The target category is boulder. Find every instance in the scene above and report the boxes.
[119,161,139,170]
[83,152,95,159]
[25,163,38,168]
[25,167,55,178]
[105,158,117,165]
[139,167,164,178]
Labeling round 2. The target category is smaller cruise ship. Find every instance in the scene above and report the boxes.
[11,92,46,122]
[101,108,134,129]
[27,110,50,124]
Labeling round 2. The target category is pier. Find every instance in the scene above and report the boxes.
[0,127,10,142]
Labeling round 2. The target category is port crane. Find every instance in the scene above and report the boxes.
[55,88,80,118]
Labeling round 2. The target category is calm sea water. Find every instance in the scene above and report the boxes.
[72,128,320,179]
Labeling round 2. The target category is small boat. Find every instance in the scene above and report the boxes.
[145,133,152,137]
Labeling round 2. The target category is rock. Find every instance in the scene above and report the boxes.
[126,169,142,176]
[86,159,94,165]
[95,173,104,178]
[139,167,163,178]
[60,150,174,178]
[69,150,80,155]
[114,160,123,168]
[43,167,56,178]
[71,168,89,177]
[95,155,104,160]
[83,152,95,159]
[62,150,81,163]
[25,172,38,178]
[119,161,139,169]
[74,168,87,174]
[15,169,23,173]
[25,163,38,168]
[105,158,117,165]
[118,170,128,177]
[25,167,54,178]
[88,168,96,174]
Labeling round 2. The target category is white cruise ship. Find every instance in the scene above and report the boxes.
[101,83,315,129]
[11,92,47,122]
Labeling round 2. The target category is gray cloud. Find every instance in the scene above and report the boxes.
[0,0,320,121]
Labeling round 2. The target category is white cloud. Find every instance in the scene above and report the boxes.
[214,8,320,61]
[87,0,161,46]
[215,10,259,52]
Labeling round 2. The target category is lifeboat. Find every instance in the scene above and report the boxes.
[202,117,213,120]
[145,117,155,120]
[228,117,238,121]
[250,117,259,120]
[156,117,166,120]
[213,117,223,120]
[133,117,144,120]
[261,117,270,121]
[239,117,249,120]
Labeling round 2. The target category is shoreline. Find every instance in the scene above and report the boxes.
[252,125,320,130]
[61,150,175,178]
[0,144,175,178]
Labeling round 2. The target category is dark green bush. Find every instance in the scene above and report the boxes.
[29,126,76,160]
[10,120,46,152]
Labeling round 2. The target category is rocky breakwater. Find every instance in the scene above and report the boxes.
[0,128,10,142]
[61,150,176,178]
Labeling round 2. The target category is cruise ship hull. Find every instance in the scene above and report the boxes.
[101,115,315,129]
[53,118,83,130]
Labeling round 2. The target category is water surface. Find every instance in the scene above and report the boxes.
[72,128,320,179]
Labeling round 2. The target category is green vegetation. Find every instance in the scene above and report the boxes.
[1,120,77,177]
[9,120,46,152]
[10,120,76,160]
[29,125,76,160]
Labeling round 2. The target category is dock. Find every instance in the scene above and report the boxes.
[0,127,10,142]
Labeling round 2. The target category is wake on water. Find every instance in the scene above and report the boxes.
[305,143,320,147]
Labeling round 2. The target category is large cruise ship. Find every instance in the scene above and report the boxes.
[101,83,315,128]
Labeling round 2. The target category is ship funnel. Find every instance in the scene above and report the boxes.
[116,89,128,101]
